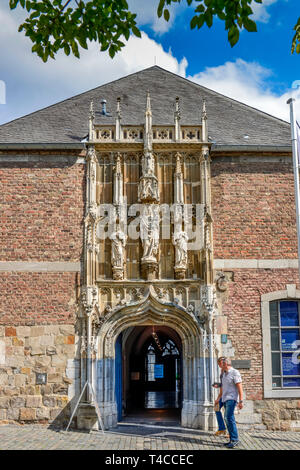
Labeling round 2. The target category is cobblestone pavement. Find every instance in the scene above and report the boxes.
[0,423,299,450]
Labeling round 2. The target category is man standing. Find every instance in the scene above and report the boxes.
[214,357,243,449]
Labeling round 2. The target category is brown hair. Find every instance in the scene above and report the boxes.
[218,356,231,365]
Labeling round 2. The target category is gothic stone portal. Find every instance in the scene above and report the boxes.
[79,94,218,432]
[93,301,215,431]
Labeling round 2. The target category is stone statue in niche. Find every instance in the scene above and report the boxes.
[142,150,155,175]
[139,176,158,201]
[138,148,159,202]
[173,230,188,268]
[110,228,127,270]
[140,205,159,261]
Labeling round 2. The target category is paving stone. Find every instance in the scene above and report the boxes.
[0,423,299,450]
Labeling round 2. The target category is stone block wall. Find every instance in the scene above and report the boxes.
[0,324,79,425]
[254,400,300,431]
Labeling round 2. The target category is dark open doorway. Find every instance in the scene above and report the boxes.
[115,325,182,425]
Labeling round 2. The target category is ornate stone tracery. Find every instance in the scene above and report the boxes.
[79,93,221,431]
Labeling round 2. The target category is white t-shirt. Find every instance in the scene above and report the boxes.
[221,367,242,402]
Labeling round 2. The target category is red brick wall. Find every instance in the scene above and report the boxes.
[0,158,85,261]
[0,154,84,326]
[222,268,300,400]
[211,160,298,258]
[0,272,79,325]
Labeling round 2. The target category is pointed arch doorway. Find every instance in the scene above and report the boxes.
[97,293,215,431]
[115,325,182,424]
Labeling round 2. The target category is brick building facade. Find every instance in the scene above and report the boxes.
[0,67,299,431]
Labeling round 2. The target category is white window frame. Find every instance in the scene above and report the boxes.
[262,285,300,398]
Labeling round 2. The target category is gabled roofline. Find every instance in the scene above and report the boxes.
[0,65,291,130]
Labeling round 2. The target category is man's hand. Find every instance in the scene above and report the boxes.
[237,402,243,410]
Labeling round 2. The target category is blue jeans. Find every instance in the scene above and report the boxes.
[224,400,239,442]
[215,400,226,431]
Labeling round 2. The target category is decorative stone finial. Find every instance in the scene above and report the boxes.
[116,97,121,116]
[174,97,181,141]
[146,91,152,114]
[175,152,182,174]
[202,99,208,141]
[89,101,95,142]
[116,97,121,140]
[116,153,122,174]
[202,99,207,120]
[144,91,153,152]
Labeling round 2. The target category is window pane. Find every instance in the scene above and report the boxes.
[280,301,299,327]
[270,301,279,327]
[283,377,300,387]
[272,352,281,376]
[271,329,280,351]
[154,364,164,379]
[281,329,300,351]
[272,377,281,388]
[282,353,300,376]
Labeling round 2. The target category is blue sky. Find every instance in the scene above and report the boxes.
[0,0,299,125]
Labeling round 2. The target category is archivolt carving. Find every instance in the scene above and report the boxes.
[97,288,204,358]
[98,283,203,315]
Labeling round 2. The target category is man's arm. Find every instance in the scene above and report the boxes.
[236,382,243,409]
[215,387,223,405]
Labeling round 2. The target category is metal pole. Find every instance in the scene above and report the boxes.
[287,98,300,281]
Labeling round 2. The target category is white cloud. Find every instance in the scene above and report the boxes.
[188,59,300,122]
[128,0,185,34]
[251,0,278,23]
[0,5,187,124]
[0,2,299,128]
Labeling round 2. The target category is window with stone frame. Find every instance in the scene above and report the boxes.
[270,300,300,389]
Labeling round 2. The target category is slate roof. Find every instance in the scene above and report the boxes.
[0,66,292,148]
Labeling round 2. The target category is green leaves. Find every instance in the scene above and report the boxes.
[157,0,260,47]
[292,17,300,54]
[9,0,141,61]
[8,1,300,61]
